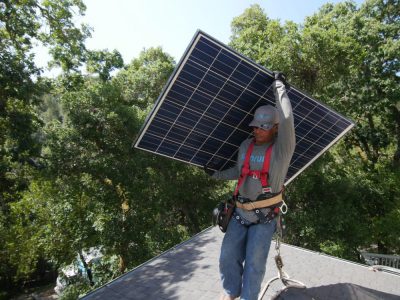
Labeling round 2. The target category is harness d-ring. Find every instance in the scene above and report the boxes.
[280,200,288,215]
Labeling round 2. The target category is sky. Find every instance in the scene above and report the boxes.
[36,0,365,72]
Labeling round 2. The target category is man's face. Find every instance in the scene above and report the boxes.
[252,124,278,145]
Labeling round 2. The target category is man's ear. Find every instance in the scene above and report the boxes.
[273,124,279,136]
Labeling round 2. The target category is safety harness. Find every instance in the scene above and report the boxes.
[234,139,274,197]
[232,139,287,226]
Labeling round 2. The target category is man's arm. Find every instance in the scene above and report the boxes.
[273,76,296,160]
[211,165,240,180]
[205,139,250,180]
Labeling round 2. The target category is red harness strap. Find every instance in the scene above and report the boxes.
[234,140,274,196]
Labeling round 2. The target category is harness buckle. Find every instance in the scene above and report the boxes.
[262,187,272,193]
[252,173,259,179]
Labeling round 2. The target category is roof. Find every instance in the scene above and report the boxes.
[81,226,400,300]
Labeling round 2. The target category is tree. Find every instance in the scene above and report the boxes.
[13,48,227,295]
[0,0,90,292]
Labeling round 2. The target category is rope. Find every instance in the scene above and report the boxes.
[258,213,306,300]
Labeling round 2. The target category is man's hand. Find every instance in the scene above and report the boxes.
[273,71,289,88]
[203,165,214,176]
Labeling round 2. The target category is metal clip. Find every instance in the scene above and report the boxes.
[280,200,288,215]
[275,255,284,270]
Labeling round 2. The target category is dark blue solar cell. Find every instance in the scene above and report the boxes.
[195,115,219,135]
[234,90,262,111]
[307,126,328,143]
[308,105,329,124]
[167,87,192,106]
[295,119,315,136]
[166,126,190,144]
[218,84,242,104]
[293,142,309,154]
[175,145,197,161]
[297,142,320,158]
[212,122,236,140]
[230,62,258,86]
[229,129,250,146]
[220,155,237,170]
[198,76,222,96]
[287,89,305,107]
[197,37,220,58]
[231,70,253,86]
[207,153,231,167]
[180,64,204,87]
[290,157,308,171]
[200,137,223,153]
[222,108,248,127]
[306,144,325,158]
[206,100,229,119]
[186,132,206,148]
[335,117,352,131]
[238,60,256,75]
[186,61,206,79]
[220,48,241,66]
[177,109,201,127]
[188,92,212,111]
[211,58,236,77]
[158,140,180,156]
[138,134,161,151]
[247,73,270,95]
[299,97,316,112]
[191,151,213,166]
[158,101,181,122]
[216,142,238,158]
[191,48,214,67]
[314,128,335,145]
[147,118,170,136]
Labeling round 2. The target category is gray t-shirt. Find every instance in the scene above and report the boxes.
[212,80,296,223]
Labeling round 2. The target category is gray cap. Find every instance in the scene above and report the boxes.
[249,105,279,129]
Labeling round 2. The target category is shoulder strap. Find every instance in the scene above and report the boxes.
[233,140,254,196]
[260,143,274,188]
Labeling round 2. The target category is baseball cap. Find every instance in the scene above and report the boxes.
[249,105,279,130]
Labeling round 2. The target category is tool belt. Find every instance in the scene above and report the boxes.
[235,193,283,210]
[212,199,235,233]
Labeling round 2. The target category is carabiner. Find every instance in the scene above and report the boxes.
[280,200,288,215]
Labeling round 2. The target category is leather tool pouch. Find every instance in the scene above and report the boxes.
[212,198,235,233]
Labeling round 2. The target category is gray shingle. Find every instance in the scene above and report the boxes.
[81,227,400,300]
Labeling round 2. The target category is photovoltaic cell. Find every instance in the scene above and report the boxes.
[133,30,354,185]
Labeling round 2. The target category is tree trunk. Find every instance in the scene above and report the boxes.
[119,254,126,273]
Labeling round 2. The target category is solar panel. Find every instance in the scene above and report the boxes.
[133,30,354,185]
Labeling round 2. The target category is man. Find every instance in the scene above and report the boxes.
[208,73,295,300]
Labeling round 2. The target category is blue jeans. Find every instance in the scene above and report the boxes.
[219,217,277,300]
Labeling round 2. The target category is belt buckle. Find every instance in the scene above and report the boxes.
[237,196,245,204]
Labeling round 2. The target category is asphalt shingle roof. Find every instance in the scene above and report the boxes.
[81,226,400,299]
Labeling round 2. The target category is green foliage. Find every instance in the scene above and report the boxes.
[0,0,91,290]
[86,50,124,81]
[6,48,228,294]
[59,280,91,300]
[115,47,176,108]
